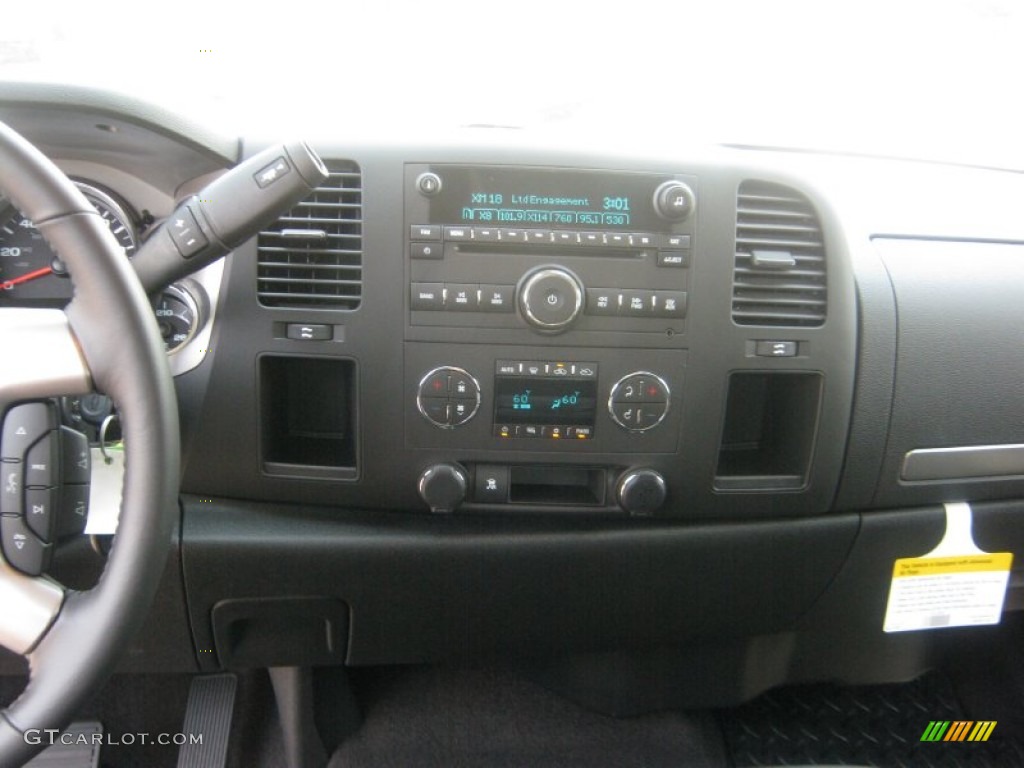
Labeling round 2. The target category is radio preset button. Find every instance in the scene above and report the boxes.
[553,231,578,245]
[606,233,630,248]
[527,230,551,244]
[501,229,526,242]
[580,232,604,246]
[472,228,500,242]
[633,233,656,248]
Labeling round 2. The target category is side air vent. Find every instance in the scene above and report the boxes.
[257,161,362,309]
[732,180,826,326]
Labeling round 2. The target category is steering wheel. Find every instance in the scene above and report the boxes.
[0,120,179,765]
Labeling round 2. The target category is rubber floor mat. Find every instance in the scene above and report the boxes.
[719,671,1024,767]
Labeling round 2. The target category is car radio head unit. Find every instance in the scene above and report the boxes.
[405,163,696,340]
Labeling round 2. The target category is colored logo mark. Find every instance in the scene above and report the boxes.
[920,720,996,742]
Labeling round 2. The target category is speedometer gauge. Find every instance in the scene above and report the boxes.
[0,181,138,303]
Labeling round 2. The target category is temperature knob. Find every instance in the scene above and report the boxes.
[518,267,585,332]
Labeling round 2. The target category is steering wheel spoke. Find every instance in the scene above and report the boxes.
[0,308,91,403]
[0,307,84,654]
[0,555,63,657]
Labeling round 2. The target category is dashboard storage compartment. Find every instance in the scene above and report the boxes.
[508,465,606,506]
[714,372,822,491]
[259,355,357,479]
[211,597,348,669]
[873,239,1024,506]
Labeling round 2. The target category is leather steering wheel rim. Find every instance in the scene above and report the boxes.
[0,120,179,766]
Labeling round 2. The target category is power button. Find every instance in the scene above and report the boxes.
[416,172,443,197]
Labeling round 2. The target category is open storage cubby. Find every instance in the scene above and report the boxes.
[260,355,357,479]
[714,372,822,491]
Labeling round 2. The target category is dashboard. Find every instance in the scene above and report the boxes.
[1,82,1024,710]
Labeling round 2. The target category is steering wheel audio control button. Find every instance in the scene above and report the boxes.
[1,463,22,515]
[1,402,57,461]
[60,426,91,485]
[24,434,58,488]
[57,483,90,538]
[2,514,52,576]
[24,487,56,542]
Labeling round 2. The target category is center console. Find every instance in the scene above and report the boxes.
[403,163,697,515]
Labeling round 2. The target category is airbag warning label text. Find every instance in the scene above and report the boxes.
[883,553,1012,633]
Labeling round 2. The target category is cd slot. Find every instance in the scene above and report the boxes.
[452,243,647,260]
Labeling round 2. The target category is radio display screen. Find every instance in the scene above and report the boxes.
[427,166,672,231]
[494,376,598,435]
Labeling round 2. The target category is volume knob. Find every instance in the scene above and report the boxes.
[518,267,585,332]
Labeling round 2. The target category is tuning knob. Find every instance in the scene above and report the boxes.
[518,267,585,332]
[652,181,695,221]
[617,469,667,516]
[418,463,468,514]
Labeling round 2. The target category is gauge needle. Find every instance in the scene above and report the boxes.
[1,266,53,289]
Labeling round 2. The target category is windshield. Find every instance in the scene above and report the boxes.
[2,0,1022,170]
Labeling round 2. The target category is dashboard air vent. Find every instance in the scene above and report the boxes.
[732,180,826,326]
[257,161,362,309]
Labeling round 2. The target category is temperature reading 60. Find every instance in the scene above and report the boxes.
[550,391,581,410]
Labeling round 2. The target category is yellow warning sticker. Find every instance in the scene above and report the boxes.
[884,552,1013,633]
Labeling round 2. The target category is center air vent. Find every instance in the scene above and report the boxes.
[732,180,826,327]
[257,161,362,309]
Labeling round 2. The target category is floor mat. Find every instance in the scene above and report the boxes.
[329,666,729,768]
[720,671,1024,768]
